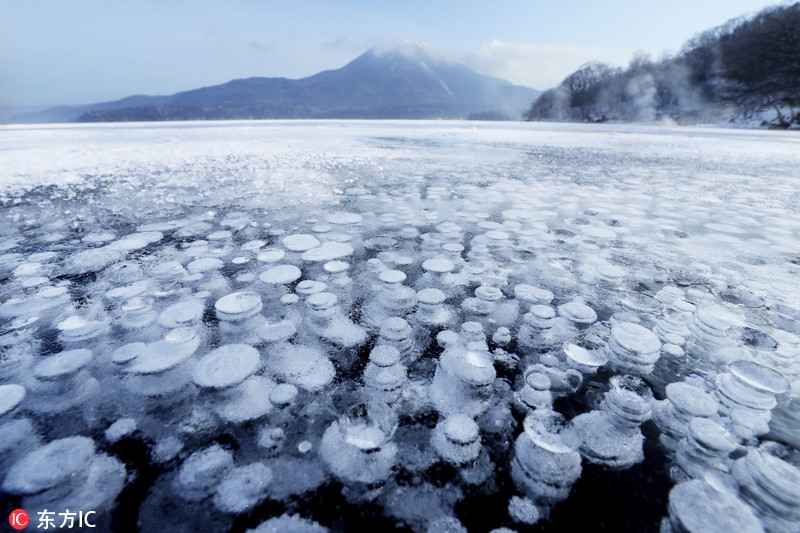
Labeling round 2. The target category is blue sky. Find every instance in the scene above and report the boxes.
[0,0,786,106]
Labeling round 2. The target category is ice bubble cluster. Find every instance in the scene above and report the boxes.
[1,123,799,532]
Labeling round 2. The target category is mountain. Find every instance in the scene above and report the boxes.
[9,46,538,123]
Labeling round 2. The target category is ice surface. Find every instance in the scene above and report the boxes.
[2,121,800,531]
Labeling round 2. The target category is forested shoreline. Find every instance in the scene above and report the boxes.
[526,3,800,128]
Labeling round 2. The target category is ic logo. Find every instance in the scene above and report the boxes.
[9,509,29,530]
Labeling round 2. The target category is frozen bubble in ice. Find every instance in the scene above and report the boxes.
[563,342,608,374]
[364,236,397,250]
[475,285,503,301]
[296,280,328,297]
[379,269,407,284]
[20,276,49,288]
[220,212,251,230]
[529,305,556,320]
[525,372,551,391]
[665,382,717,418]
[437,330,459,348]
[307,291,338,310]
[557,301,597,325]
[422,258,455,273]
[697,307,740,333]
[258,319,297,343]
[281,294,299,306]
[215,291,263,320]
[219,376,275,423]
[29,252,56,263]
[301,241,354,262]
[442,242,464,253]
[175,445,234,501]
[508,496,541,525]
[323,260,349,274]
[619,292,660,314]
[319,419,396,485]
[283,234,321,252]
[13,262,42,277]
[582,225,617,239]
[325,212,362,225]
[107,231,163,251]
[257,248,286,263]
[726,327,776,351]
[137,220,185,232]
[442,414,479,445]
[432,414,482,464]
[514,284,554,305]
[733,449,800,523]
[187,257,224,273]
[666,479,763,533]
[82,231,116,244]
[465,349,494,370]
[596,262,626,280]
[247,514,329,533]
[2,436,95,495]
[686,418,736,454]
[326,232,353,243]
[150,261,188,280]
[611,322,661,355]
[418,288,446,305]
[343,424,388,452]
[370,345,401,367]
[259,264,302,285]
[126,336,195,375]
[242,239,266,251]
[106,281,149,301]
[33,349,93,381]
[111,342,147,365]
[208,230,232,242]
[663,343,685,358]
[158,298,205,328]
[426,517,468,533]
[0,384,26,416]
[771,304,800,334]
[258,427,285,450]
[151,436,183,464]
[194,344,261,389]
[270,345,335,391]
[65,247,123,274]
[522,409,582,453]
[105,418,137,443]
[164,326,201,352]
[298,441,313,454]
[485,229,510,241]
[728,360,789,395]
[269,383,298,407]
[213,462,273,513]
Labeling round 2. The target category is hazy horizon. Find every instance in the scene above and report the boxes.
[0,0,788,107]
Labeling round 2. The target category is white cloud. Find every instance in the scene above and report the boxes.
[450,40,636,90]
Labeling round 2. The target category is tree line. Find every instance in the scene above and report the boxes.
[525,3,800,127]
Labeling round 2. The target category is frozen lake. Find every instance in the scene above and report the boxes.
[1,120,800,532]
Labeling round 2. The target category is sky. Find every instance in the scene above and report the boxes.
[0,0,788,107]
